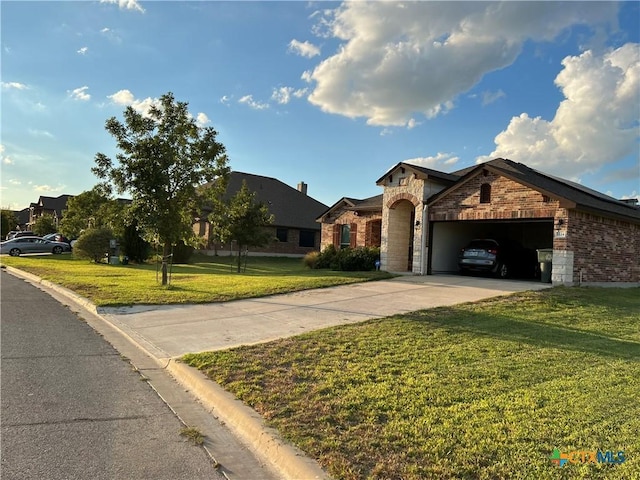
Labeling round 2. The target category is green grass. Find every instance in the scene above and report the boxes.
[0,254,392,306]
[183,287,640,480]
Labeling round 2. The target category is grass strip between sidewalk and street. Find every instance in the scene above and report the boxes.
[0,254,392,306]
[183,287,640,480]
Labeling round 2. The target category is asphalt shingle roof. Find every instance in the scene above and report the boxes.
[219,172,329,230]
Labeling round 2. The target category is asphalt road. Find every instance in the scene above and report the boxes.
[0,271,224,480]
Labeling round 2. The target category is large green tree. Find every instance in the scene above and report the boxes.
[93,92,229,284]
[225,181,274,272]
[1,210,18,239]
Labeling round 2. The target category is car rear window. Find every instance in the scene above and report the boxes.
[467,240,498,249]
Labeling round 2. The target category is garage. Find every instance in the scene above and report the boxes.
[428,219,553,274]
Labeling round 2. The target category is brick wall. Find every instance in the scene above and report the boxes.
[428,171,560,221]
[319,208,382,250]
[564,210,639,283]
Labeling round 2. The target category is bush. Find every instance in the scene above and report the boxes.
[303,251,320,269]
[316,244,337,269]
[313,245,380,271]
[74,227,113,263]
[172,240,194,264]
[334,246,380,271]
[121,223,150,263]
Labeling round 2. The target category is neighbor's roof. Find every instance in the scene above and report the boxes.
[429,158,640,223]
[316,194,383,222]
[209,171,329,230]
[35,195,73,217]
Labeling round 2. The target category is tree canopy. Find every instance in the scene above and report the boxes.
[32,214,57,236]
[59,186,124,239]
[92,92,229,284]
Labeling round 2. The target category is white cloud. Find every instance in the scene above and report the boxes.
[238,95,269,110]
[306,2,618,127]
[288,39,321,58]
[1,82,28,90]
[69,86,91,101]
[34,184,66,193]
[108,89,160,117]
[28,129,54,138]
[77,46,88,55]
[220,95,231,105]
[481,89,505,106]
[404,152,460,171]
[293,88,308,99]
[100,0,144,13]
[0,144,13,164]
[195,112,210,127]
[9,179,21,185]
[272,87,294,105]
[477,43,640,179]
[101,27,110,33]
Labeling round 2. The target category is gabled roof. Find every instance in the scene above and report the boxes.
[35,195,73,217]
[376,162,460,185]
[316,194,383,222]
[210,171,329,230]
[428,158,640,223]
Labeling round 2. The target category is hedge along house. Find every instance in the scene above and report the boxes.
[196,171,329,256]
[316,195,384,250]
[377,158,640,285]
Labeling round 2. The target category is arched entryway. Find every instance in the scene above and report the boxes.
[386,198,417,272]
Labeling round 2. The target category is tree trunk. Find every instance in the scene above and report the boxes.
[162,242,170,285]
[236,244,242,273]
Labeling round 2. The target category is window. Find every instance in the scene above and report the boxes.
[340,224,351,249]
[276,228,288,242]
[542,194,551,202]
[299,230,315,248]
[480,183,491,203]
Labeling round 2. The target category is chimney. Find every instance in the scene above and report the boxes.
[297,181,308,195]
[619,198,638,206]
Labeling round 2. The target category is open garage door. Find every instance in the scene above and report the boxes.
[428,219,553,274]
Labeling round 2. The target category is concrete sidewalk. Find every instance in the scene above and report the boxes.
[98,274,550,359]
[6,266,550,480]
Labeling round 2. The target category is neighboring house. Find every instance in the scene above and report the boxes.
[9,208,31,230]
[196,171,329,256]
[322,158,640,285]
[28,194,73,228]
[317,195,383,250]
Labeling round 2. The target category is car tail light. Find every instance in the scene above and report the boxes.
[487,248,497,255]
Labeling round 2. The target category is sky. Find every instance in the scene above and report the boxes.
[1,1,639,211]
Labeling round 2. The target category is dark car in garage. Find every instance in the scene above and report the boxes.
[458,238,538,279]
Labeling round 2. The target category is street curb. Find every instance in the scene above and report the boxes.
[167,360,328,480]
[3,266,330,480]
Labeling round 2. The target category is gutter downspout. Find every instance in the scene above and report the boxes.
[420,203,428,275]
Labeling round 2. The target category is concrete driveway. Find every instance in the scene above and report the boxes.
[99,274,550,359]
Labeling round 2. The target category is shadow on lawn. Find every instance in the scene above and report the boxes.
[409,309,640,361]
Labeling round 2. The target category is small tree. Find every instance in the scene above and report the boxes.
[225,181,274,272]
[74,227,113,263]
[1,210,18,238]
[93,92,229,285]
[32,214,57,236]
[59,186,123,239]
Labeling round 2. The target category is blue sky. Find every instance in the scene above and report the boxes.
[2,1,639,211]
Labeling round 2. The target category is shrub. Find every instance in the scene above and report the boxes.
[74,227,113,263]
[121,223,151,264]
[172,240,194,264]
[303,251,320,269]
[314,245,380,271]
[316,244,337,269]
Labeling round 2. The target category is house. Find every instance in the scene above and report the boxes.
[28,195,73,229]
[321,158,640,285]
[316,195,383,250]
[196,171,329,256]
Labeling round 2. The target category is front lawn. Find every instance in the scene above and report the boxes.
[183,287,640,479]
[0,254,391,306]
